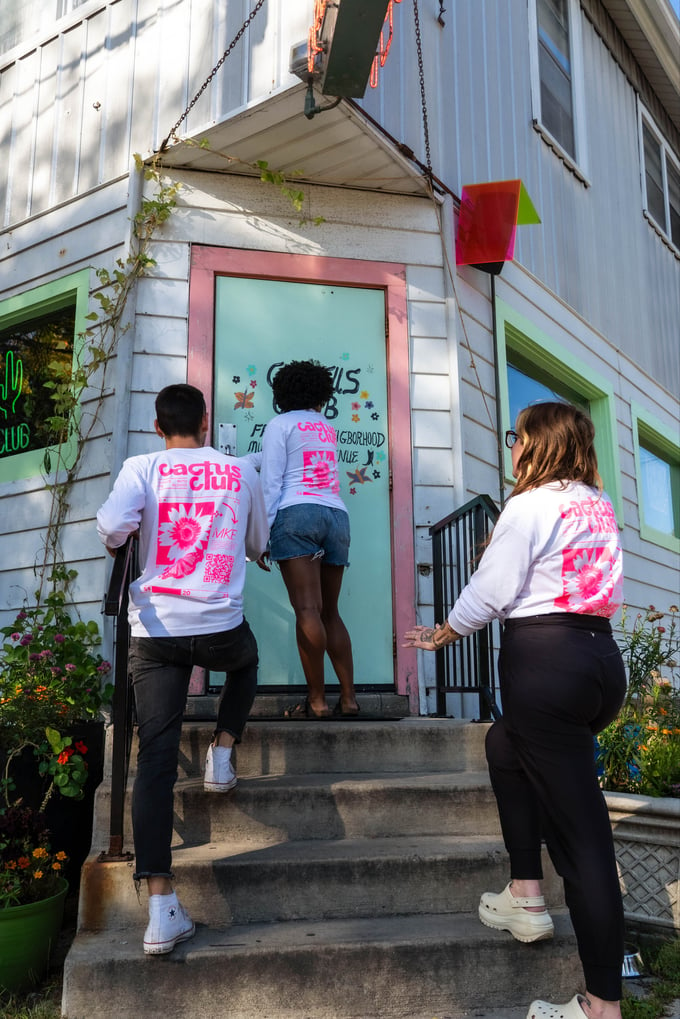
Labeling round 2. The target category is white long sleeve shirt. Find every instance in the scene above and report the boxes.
[96,447,269,637]
[260,410,347,527]
[448,482,623,637]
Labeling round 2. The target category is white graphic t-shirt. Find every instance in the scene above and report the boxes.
[448,481,623,636]
[96,447,269,637]
[260,410,347,527]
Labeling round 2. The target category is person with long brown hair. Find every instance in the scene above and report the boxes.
[404,402,626,1019]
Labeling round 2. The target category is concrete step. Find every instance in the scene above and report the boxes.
[78,834,566,931]
[119,718,493,781]
[92,770,501,852]
[185,691,412,721]
[62,911,581,1019]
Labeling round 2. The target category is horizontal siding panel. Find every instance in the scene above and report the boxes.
[413,447,455,487]
[410,335,450,374]
[411,409,453,449]
[411,373,452,411]
[408,300,447,339]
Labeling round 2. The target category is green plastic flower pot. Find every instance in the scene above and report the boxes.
[0,878,68,994]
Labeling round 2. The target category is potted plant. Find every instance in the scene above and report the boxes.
[0,796,70,993]
[596,605,680,934]
[0,564,113,990]
[597,605,680,797]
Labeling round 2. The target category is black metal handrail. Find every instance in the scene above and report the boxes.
[100,536,137,861]
[430,494,502,721]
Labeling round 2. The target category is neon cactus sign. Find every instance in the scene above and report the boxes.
[0,351,30,456]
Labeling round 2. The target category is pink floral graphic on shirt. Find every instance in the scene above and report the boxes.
[156,502,214,579]
[302,450,339,495]
[554,544,621,616]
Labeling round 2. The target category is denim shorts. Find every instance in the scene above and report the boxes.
[270,503,350,566]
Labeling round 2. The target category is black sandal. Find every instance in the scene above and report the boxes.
[332,699,360,718]
[284,698,331,720]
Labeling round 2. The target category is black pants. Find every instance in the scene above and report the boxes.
[128,619,258,880]
[486,614,627,1002]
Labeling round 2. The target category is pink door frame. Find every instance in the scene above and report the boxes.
[187,245,419,710]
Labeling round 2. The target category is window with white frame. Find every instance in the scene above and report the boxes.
[495,298,622,519]
[639,107,680,251]
[631,403,680,553]
[528,0,587,174]
[0,0,93,55]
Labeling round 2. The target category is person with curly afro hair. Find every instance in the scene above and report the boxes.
[260,360,359,719]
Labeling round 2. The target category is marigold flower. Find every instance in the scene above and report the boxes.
[18,857,30,869]
[56,851,67,861]
[52,862,62,871]
[32,847,48,859]
[33,870,44,880]
[6,861,16,870]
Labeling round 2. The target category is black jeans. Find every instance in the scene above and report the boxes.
[129,618,258,880]
[485,614,627,1002]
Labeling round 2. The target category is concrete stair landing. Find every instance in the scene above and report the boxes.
[62,716,580,1018]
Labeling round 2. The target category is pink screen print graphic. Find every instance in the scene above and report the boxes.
[302,450,339,496]
[553,544,621,616]
[156,501,215,580]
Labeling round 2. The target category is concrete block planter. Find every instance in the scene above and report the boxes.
[606,792,680,933]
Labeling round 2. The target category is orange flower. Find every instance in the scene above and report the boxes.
[56,851,67,861]
[33,870,44,880]
[32,847,48,859]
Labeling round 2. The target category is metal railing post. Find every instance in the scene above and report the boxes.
[428,495,501,720]
[99,537,136,862]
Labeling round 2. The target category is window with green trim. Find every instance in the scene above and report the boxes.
[495,298,623,521]
[631,403,680,552]
[0,270,90,484]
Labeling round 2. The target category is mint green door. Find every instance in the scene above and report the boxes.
[213,276,393,689]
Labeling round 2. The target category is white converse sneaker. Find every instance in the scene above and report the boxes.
[143,893,195,955]
[204,744,237,792]
[479,882,554,943]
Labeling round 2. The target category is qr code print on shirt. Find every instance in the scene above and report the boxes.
[203,554,235,585]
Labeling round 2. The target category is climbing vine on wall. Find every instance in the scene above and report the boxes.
[37,159,182,600]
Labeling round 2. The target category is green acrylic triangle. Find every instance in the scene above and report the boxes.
[516,182,541,225]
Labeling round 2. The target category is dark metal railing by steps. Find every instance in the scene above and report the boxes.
[99,536,137,861]
[429,494,502,721]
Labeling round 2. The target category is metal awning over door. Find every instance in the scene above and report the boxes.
[155,83,432,198]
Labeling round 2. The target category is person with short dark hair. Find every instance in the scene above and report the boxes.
[97,383,268,955]
[260,360,359,719]
[404,402,626,1019]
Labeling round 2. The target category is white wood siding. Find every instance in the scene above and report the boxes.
[1,1,678,693]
